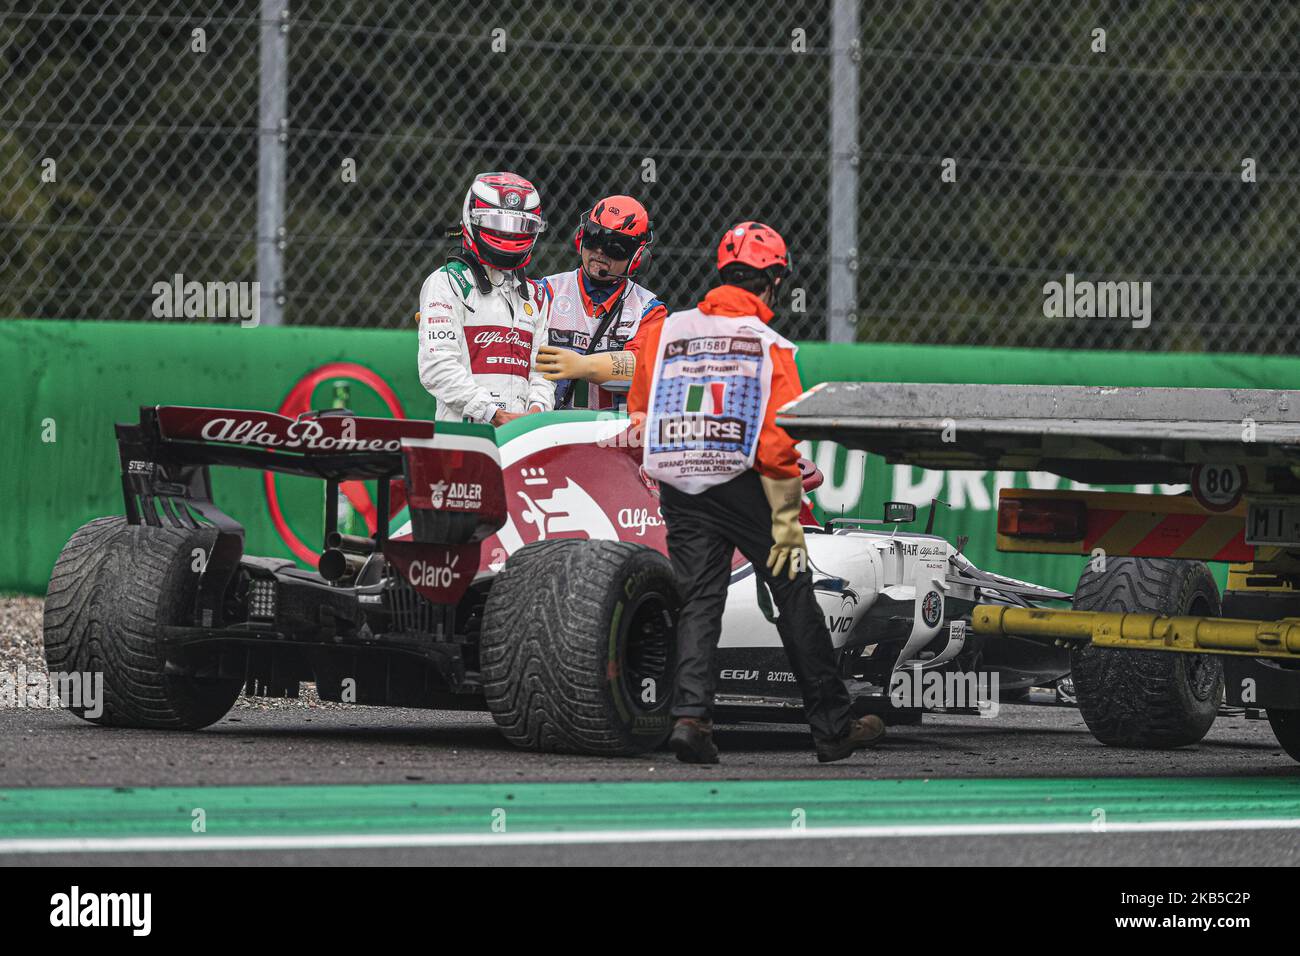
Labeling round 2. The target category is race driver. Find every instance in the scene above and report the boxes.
[417,171,555,425]
[533,196,667,409]
[627,221,885,764]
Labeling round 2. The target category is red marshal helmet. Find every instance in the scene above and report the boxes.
[460,171,546,271]
[716,221,790,276]
[573,195,654,277]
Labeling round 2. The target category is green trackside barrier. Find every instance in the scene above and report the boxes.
[6,318,1300,595]
[2,319,433,594]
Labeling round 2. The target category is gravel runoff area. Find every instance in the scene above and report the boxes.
[0,594,341,711]
[0,597,42,675]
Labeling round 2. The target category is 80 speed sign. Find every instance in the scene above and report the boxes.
[1191,464,1246,512]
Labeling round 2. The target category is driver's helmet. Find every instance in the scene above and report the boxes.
[460,171,547,272]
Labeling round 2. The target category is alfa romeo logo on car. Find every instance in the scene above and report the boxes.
[921,590,943,628]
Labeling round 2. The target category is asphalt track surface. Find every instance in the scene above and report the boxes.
[2,700,1298,865]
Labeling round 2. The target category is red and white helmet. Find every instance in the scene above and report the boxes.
[460,171,547,272]
[716,221,790,277]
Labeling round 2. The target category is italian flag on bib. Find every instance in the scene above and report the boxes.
[684,382,727,415]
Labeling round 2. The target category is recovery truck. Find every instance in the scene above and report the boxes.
[777,381,1300,762]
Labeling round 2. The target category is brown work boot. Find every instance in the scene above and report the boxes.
[815,715,886,763]
[669,718,720,764]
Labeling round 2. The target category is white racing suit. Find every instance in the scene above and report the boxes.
[417,258,555,423]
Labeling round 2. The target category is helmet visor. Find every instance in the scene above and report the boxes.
[581,222,641,259]
[468,209,546,235]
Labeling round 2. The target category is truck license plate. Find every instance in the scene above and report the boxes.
[1245,503,1300,548]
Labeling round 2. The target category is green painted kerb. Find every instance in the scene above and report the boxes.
[1,777,1296,840]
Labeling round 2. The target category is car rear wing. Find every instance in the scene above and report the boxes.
[115,405,437,533]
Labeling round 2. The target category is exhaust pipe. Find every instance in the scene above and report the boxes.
[325,531,376,554]
[319,548,366,583]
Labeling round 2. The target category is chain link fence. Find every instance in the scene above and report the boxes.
[4,1,1298,351]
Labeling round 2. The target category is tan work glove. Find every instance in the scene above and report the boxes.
[760,474,807,580]
[535,346,634,384]
[535,345,592,381]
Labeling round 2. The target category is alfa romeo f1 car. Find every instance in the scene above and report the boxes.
[43,406,1071,755]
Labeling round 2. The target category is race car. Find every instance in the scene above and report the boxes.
[42,406,1070,755]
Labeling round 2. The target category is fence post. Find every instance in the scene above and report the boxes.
[257,0,289,326]
[827,0,859,343]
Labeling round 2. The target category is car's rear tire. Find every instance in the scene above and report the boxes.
[480,539,678,755]
[1070,557,1223,749]
[1267,708,1300,762]
[42,516,242,729]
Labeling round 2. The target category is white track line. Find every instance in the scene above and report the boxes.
[3,817,1299,854]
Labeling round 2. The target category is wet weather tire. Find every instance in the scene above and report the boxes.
[480,539,678,755]
[1268,708,1300,762]
[42,516,242,729]
[1070,557,1223,749]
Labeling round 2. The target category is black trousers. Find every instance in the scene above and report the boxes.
[659,470,854,743]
